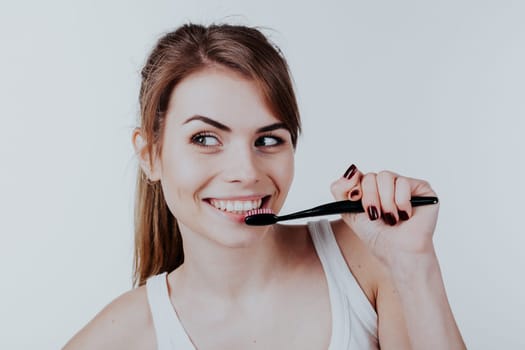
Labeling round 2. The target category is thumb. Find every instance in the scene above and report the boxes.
[330,164,363,201]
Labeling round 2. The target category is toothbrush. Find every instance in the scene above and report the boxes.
[244,196,438,226]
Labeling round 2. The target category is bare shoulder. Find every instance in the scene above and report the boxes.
[328,219,383,308]
[62,285,156,350]
[329,219,381,278]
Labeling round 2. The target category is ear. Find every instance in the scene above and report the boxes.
[132,128,161,181]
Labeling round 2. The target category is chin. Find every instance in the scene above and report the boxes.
[208,225,270,249]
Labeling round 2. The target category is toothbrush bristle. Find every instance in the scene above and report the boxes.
[245,208,273,217]
[244,208,277,226]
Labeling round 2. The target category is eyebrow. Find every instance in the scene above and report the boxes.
[183,115,289,133]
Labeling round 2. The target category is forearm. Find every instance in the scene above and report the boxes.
[389,249,466,350]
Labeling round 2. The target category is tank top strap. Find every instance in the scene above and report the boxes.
[146,272,195,350]
[308,220,378,347]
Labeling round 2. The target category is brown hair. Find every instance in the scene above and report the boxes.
[133,23,301,287]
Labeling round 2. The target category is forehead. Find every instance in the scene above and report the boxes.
[166,66,279,128]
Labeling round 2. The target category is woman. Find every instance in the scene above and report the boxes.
[64,23,466,349]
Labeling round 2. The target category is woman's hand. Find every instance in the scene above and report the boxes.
[331,165,467,349]
[330,164,440,268]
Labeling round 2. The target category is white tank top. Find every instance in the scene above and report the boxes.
[146,220,379,349]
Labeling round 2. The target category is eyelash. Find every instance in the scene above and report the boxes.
[190,132,219,147]
[190,132,285,148]
[255,133,285,147]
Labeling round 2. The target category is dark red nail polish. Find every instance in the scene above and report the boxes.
[350,189,360,197]
[343,164,357,179]
[367,206,379,220]
[383,213,397,226]
[398,210,409,221]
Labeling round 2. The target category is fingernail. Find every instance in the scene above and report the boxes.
[367,206,379,221]
[343,164,357,179]
[398,210,409,221]
[383,212,397,226]
[350,189,360,197]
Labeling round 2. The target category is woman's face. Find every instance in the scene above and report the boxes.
[148,66,295,247]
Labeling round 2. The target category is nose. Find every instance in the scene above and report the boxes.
[223,145,260,184]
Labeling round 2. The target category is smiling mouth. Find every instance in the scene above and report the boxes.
[206,195,271,215]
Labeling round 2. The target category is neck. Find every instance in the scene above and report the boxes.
[173,224,290,301]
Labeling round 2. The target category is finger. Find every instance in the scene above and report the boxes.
[376,170,399,226]
[347,185,362,201]
[394,176,412,220]
[330,164,363,201]
[343,164,363,201]
[361,173,381,221]
[398,176,438,219]
[343,164,359,181]
[403,176,436,197]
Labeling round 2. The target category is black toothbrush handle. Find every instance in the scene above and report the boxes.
[277,196,438,222]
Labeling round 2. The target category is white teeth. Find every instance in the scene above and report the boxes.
[209,198,263,213]
[243,201,255,211]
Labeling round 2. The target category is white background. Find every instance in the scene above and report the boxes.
[1,0,524,349]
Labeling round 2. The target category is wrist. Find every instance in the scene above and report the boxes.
[386,248,441,286]
[382,248,466,349]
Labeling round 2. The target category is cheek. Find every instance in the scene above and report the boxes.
[159,150,212,214]
[273,152,295,192]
